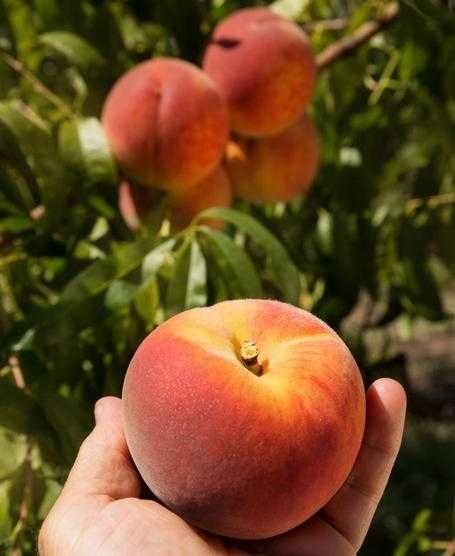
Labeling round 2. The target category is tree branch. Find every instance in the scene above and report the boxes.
[0,50,72,116]
[304,17,349,33]
[316,2,400,70]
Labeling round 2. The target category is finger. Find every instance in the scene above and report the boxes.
[319,378,407,552]
[230,515,354,556]
[63,396,141,500]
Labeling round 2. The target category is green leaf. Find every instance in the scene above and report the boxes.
[32,382,91,463]
[61,236,157,303]
[58,117,117,185]
[0,480,12,541]
[142,238,176,279]
[0,428,27,479]
[39,31,105,73]
[197,208,299,304]
[200,227,263,300]
[135,275,159,325]
[0,100,68,226]
[0,215,33,233]
[165,238,207,318]
[0,377,47,436]
[2,0,39,66]
[105,280,137,311]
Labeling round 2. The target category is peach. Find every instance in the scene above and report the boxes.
[118,167,231,232]
[102,58,229,191]
[225,114,320,203]
[118,180,157,232]
[203,8,316,137]
[123,299,366,539]
[169,166,232,230]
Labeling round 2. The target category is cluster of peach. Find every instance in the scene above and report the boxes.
[102,7,319,231]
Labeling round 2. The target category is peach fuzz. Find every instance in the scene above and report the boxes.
[203,8,316,137]
[226,114,320,203]
[102,58,229,191]
[169,166,232,230]
[122,299,366,540]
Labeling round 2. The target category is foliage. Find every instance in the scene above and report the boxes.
[0,0,454,554]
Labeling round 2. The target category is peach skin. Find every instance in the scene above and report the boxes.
[225,114,320,203]
[203,8,317,138]
[102,58,229,191]
[122,299,366,540]
[118,167,231,232]
[169,166,232,230]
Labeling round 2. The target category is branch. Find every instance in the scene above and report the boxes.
[316,2,400,70]
[304,17,348,33]
[9,356,33,556]
[406,192,455,214]
[0,50,72,116]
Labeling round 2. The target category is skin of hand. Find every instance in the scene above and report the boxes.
[38,378,406,556]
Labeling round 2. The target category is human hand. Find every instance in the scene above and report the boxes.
[38,378,406,556]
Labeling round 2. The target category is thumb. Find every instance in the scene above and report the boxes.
[63,396,141,500]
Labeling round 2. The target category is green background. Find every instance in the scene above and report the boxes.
[0,0,454,554]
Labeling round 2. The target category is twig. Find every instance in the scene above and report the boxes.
[0,50,72,116]
[304,17,349,33]
[8,356,33,556]
[9,355,26,390]
[406,192,455,213]
[316,3,400,70]
[10,444,33,556]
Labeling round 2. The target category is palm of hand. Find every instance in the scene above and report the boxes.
[39,379,405,556]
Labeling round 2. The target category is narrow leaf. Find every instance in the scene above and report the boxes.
[198,208,299,303]
[200,227,263,299]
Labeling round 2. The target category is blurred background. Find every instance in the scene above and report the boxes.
[0,0,454,554]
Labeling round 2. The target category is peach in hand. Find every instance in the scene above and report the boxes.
[102,58,229,191]
[226,114,320,203]
[122,299,366,540]
[203,8,317,138]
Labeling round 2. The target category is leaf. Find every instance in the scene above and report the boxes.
[200,228,263,300]
[0,377,47,436]
[61,236,157,303]
[58,117,117,185]
[0,100,68,226]
[2,0,38,66]
[32,382,92,464]
[197,208,299,304]
[0,215,33,233]
[165,238,207,318]
[142,238,176,279]
[135,275,159,325]
[0,480,12,541]
[39,31,105,73]
[105,280,137,311]
[0,428,27,480]
[270,0,307,21]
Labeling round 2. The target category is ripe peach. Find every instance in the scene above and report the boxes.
[203,8,316,137]
[118,167,231,232]
[169,166,232,230]
[225,114,320,203]
[102,58,229,191]
[118,180,157,232]
[123,299,366,540]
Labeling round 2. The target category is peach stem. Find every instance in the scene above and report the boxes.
[240,341,263,377]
